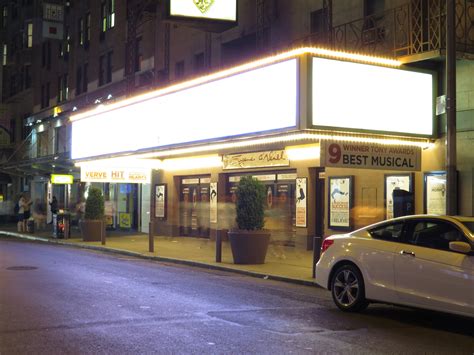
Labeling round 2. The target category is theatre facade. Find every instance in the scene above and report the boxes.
[72,47,442,249]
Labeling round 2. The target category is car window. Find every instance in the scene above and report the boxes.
[369,222,404,242]
[407,221,466,251]
[460,221,474,234]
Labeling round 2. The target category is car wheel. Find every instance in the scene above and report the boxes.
[331,264,369,312]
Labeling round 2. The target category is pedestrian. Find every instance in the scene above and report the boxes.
[50,196,58,215]
[23,194,33,221]
[16,194,26,232]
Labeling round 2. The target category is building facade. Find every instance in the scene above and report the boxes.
[0,1,472,247]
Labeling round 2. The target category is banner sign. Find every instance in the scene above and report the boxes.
[295,178,307,227]
[223,150,289,170]
[81,167,151,184]
[321,141,421,171]
[170,0,237,21]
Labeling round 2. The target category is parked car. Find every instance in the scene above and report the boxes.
[315,215,474,318]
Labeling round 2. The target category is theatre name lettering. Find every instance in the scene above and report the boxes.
[223,150,289,170]
[321,141,421,171]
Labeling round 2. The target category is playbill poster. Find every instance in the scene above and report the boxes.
[155,184,166,218]
[426,173,446,215]
[210,182,218,223]
[329,177,352,229]
[295,178,307,227]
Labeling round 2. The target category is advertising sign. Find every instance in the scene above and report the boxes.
[320,141,421,171]
[223,150,289,170]
[424,172,446,215]
[155,184,166,219]
[51,174,74,184]
[170,0,237,21]
[210,182,217,223]
[385,174,413,219]
[328,176,353,229]
[81,167,151,184]
[295,178,307,227]
[119,213,131,229]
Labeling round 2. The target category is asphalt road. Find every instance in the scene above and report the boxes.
[0,238,473,355]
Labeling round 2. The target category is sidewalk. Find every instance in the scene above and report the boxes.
[0,224,318,286]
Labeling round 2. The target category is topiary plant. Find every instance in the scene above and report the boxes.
[84,187,105,220]
[235,176,266,230]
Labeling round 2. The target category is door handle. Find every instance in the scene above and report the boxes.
[400,250,415,257]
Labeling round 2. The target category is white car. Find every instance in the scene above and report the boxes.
[315,215,474,318]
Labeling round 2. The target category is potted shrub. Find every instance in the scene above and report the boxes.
[228,176,270,264]
[80,187,105,242]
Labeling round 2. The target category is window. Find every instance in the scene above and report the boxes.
[77,17,84,46]
[407,220,467,251]
[193,52,205,73]
[135,37,142,72]
[109,0,115,28]
[99,55,105,86]
[58,74,68,102]
[310,9,327,36]
[85,13,91,44]
[44,41,51,70]
[55,126,67,154]
[364,0,385,17]
[2,6,7,28]
[41,82,50,108]
[27,23,33,48]
[175,60,185,79]
[106,51,113,83]
[24,65,31,89]
[2,44,6,66]
[369,222,404,242]
[76,66,82,95]
[37,131,49,157]
[101,2,107,33]
[83,63,88,93]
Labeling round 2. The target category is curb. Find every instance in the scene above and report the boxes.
[0,231,318,287]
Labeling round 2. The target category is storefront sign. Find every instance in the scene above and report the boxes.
[424,172,446,215]
[223,150,289,170]
[210,182,217,223]
[51,174,74,184]
[80,167,151,184]
[320,141,421,171]
[295,178,307,227]
[169,0,237,21]
[328,176,353,230]
[155,184,166,219]
[277,173,297,181]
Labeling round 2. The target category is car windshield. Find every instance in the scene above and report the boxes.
[461,222,474,234]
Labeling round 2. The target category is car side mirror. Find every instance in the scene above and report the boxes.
[449,241,472,254]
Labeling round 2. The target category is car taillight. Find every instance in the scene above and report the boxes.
[321,239,334,253]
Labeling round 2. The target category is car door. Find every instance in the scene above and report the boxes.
[394,219,474,316]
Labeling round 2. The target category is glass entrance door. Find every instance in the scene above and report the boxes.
[179,176,210,238]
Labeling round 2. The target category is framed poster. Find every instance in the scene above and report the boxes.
[295,178,307,227]
[328,176,353,230]
[424,171,446,215]
[155,184,167,219]
[210,182,218,223]
[384,173,414,219]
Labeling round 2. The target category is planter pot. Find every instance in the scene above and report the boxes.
[228,229,270,264]
[80,220,105,242]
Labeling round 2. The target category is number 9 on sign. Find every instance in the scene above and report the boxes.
[328,143,341,163]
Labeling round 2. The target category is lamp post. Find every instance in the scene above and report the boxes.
[446,0,457,215]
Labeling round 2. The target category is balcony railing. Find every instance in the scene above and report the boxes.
[299,0,474,59]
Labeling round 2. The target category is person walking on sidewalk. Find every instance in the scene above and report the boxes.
[17,195,26,232]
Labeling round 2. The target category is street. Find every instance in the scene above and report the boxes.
[0,238,473,354]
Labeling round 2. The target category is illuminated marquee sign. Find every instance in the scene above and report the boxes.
[81,167,151,184]
[71,59,297,160]
[51,174,74,184]
[312,57,434,136]
[169,0,237,21]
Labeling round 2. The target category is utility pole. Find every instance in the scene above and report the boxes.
[446,0,457,215]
